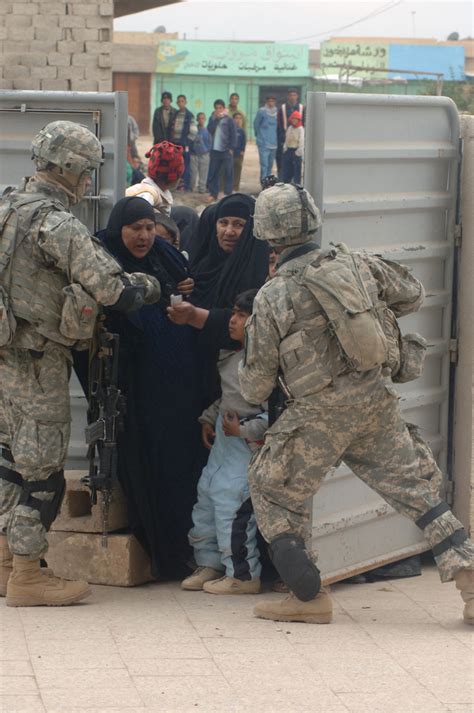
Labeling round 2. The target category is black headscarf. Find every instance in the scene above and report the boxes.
[189,193,269,309]
[101,197,188,304]
[170,205,199,253]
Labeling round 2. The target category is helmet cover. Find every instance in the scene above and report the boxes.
[254,183,321,246]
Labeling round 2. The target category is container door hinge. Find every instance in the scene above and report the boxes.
[454,224,462,247]
[449,338,458,364]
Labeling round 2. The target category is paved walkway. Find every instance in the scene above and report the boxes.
[0,564,472,713]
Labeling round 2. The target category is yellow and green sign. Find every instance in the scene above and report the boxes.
[156,40,309,77]
[321,41,389,78]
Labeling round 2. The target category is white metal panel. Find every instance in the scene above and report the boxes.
[0,91,129,469]
[304,93,460,583]
[0,91,128,235]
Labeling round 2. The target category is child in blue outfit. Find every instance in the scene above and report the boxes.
[182,289,267,595]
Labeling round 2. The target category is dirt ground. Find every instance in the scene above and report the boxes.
[136,136,262,213]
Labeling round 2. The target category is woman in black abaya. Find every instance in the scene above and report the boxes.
[99,197,206,579]
[167,193,269,406]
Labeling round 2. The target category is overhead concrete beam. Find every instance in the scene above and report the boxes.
[114,0,182,18]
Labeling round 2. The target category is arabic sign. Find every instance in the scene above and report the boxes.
[321,41,389,78]
[156,40,309,77]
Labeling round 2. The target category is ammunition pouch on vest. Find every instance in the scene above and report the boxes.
[381,306,427,383]
[302,250,388,373]
[0,189,99,347]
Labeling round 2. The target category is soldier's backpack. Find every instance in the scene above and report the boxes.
[0,191,56,347]
[301,248,389,372]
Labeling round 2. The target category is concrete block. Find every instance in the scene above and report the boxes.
[71,53,98,67]
[84,65,110,81]
[85,16,111,29]
[0,27,7,40]
[41,78,69,90]
[57,40,85,54]
[31,65,57,79]
[5,14,32,28]
[71,28,99,42]
[98,53,111,68]
[4,65,30,79]
[9,26,35,41]
[46,531,153,587]
[41,2,66,14]
[0,79,14,89]
[71,3,98,15]
[47,52,70,67]
[98,79,112,92]
[99,1,114,16]
[28,40,58,53]
[57,65,84,81]
[13,78,40,90]
[98,28,111,42]
[35,27,64,42]
[59,15,86,29]
[85,40,112,54]
[11,2,40,14]
[3,53,23,66]
[70,79,99,91]
[33,15,59,28]
[52,471,128,534]
[20,52,47,67]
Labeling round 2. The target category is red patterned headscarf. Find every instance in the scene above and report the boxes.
[145,141,184,183]
[289,111,303,128]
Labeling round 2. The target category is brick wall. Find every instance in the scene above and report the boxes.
[0,0,114,91]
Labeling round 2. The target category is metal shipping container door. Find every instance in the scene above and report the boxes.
[304,92,460,583]
[0,91,129,468]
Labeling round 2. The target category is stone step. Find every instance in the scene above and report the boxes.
[52,470,128,534]
[46,531,153,587]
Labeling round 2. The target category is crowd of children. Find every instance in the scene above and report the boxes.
[127,89,306,203]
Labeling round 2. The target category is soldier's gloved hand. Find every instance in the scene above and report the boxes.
[128,272,161,304]
[110,284,146,314]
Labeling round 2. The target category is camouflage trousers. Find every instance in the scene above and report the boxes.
[0,343,71,559]
[249,384,474,582]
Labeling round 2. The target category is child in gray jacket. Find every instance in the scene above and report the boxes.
[182,289,267,594]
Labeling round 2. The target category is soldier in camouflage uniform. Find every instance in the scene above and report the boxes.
[238,183,474,625]
[0,121,161,607]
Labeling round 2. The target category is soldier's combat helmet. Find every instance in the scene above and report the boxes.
[254,183,321,247]
[31,120,104,176]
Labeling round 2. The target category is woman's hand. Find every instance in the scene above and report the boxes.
[167,303,210,329]
[222,411,241,437]
[177,277,194,297]
[167,301,196,325]
[202,422,216,450]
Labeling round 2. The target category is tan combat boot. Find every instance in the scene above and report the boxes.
[181,566,223,591]
[254,589,333,624]
[454,569,474,624]
[203,576,261,595]
[6,556,91,607]
[0,535,13,597]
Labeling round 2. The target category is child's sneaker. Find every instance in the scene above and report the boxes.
[181,566,223,591]
[203,576,261,595]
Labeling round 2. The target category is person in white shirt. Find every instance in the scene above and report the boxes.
[282,111,305,185]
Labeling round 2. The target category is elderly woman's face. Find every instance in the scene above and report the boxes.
[121,219,155,258]
[216,216,246,253]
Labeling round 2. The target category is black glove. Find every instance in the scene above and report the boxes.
[110,285,146,314]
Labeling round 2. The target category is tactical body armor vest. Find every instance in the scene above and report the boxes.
[276,247,389,399]
[0,188,97,348]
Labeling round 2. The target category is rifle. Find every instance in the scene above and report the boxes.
[82,314,125,548]
[268,373,292,426]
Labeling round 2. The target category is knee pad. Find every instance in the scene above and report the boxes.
[19,470,66,531]
[269,533,321,602]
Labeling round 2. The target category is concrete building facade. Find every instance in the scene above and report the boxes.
[0,0,114,92]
